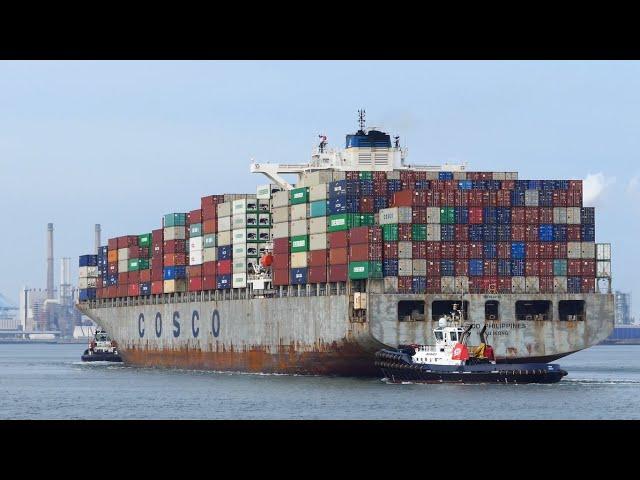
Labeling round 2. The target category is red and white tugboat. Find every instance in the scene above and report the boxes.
[375,304,567,384]
[81,329,122,362]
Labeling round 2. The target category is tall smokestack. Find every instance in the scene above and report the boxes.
[47,223,54,300]
[95,224,101,254]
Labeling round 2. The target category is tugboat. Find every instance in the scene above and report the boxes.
[81,329,123,362]
[375,303,567,384]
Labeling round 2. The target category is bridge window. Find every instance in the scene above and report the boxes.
[515,300,552,321]
[559,300,586,321]
[450,332,458,342]
[431,301,469,321]
[398,300,425,322]
[485,301,499,321]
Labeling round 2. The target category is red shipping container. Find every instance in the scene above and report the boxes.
[567,225,581,242]
[152,228,163,242]
[454,224,469,241]
[140,269,151,283]
[526,242,540,259]
[217,259,232,275]
[164,240,186,254]
[553,190,568,207]
[511,207,526,224]
[202,219,217,234]
[412,207,427,224]
[511,225,525,241]
[328,264,348,282]
[484,260,498,276]
[497,277,512,293]
[360,196,375,213]
[496,190,511,207]
[582,260,596,276]
[152,268,163,281]
[484,191,497,207]
[426,242,441,260]
[117,285,128,297]
[308,250,328,267]
[455,242,469,259]
[330,247,348,265]
[108,238,118,250]
[525,207,540,224]
[152,242,163,257]
[349,244,369,261]
[188,276,203,291]
[539,207,553,224]
[272,268,289,286]
[188,265,202,277]
[374,182,387,196]
[412,242,427,259]
[128,246,149,259]
[439,191,455,206]
[127,283,140,297]
[118,272,129,284]
[426,191,440,207]
[497,242,511,259]
[96,288,104,299]
[108,262,118,274]
[454,190,469,207]
[272,254,289,270]
[129,271,140,284]
[398,224,412,241]
[526,226,539,242]
[203,276,216,290]
[568,259,582,276]
[412,191,427,207]
[539,243,554,259]
[469,242,483,258]
[539,276,554,293]
[502,180,515,190]
[413,171,426,181]
[164,253,187,266]
[328,231,348,249]
[273,238,289,254]
[117,235,138,249]
[384,242,399,259]
[107,286,117,298]
[349,226,382,245]
[468,191,484,207]
[429,179,443,191]
[569,180,583,192]
[441,242,456,259]
[525,260,540,276]
[485,277,499,292]
[202,204,217,221]
[426,277,441,293]
[443,180,457,191]
[539,260,553,276]
[202,261,216,276]
[151,257,163,270]
[201,194,225,207]
[581,277,595,293]
[469,207,483,224]
[188,209,203,224]
[427,260,440,276]
[455,260,468,276]
[553,242,568,259]
[392,190,413,207]
[308,266,327,284]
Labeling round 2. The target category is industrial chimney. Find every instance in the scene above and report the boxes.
[47,223,54,300]
[95,224,101,254]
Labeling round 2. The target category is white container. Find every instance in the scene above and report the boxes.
[272,222,290,239]
[189,237,203,251]
[189,250,204,266]
[553,276,567,293]
[118,259,129,273]
[427,224,441,241]
[79,266,98,278]
[203,248,218,263]
[581,242,595,259]
[309,183,328,201]
[379,207,412,225]
[290,219,308,237]
[567,207,581,225]
[597,261,611,277]
[525,189,539,206]
[290,252,308,268]
[245,213,258,227]
[386,170,400,180]
[232,258,247,272]
[425,171,439,180]
[309,216,327,234]
[245,228,259,242]
[597,243,611,260]
[232,229,247,244]
[441,276,455,293]
[290,203,307,221]
[232,273,247,289]
[164,226,186,241]
[256,184,275,200]
[454,276,469,293]
[232,214,247,229]
[258,229,272,242]
[272,190,289,208]
[246,244,259,257]
[217,230,231,246]
[272,206,289,224]
[453,171,467,180]
[79,277,97,289]
[412,259,427,276]
[217,202,232,217]
[525,277,540,293]
[492,172,506,181]
[512,276,526,293]
[383,277,398,293]
[309,233,327,251]
[232,243,247,258]
[426,207,441,224]
[567,242,582,259]
[303,171,333,187]
[398,259,412,276]
[232,199,248,215]
[553,207,567,224]
[117,248,129,261]
[398,241,412,259]
[217,216,231,232]
[258,243,270,256]
[257,213,271,227]
[258,199,271,213]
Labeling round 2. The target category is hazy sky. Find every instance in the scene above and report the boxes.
[0,61,637,316]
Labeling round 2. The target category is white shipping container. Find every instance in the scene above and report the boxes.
[567,207,581,225]
[303,171,334,187]
[511,276,526,294]
[567,242,582,259]
[581,242,595,259]
[553,207,567,224]
[597,243,611,260]
[379,207,412,225]
[232,229,247,244]
[309,233,327,251]
[217,230,231,246]
[256,184,275,200]
[525,277,540,293]
[217,216,231,232]
[427,224,441,241]
[424,171,439,180]
[271,222,290,239]
[440,276,455,293]
[245,228,259,242]
[272,206,289,224]
[258,199,271,212]
[203,248,218,263]
[246,244,259,257]
[309,216,327,234]
[453,171,467,180]
[233,243,247,258]
[232,199,248,215]
[398,241,412,259]
[257,213,271,227]
[412,259,427,276]
[290,219,308,237]
[164,279,187,293]
[525,189,539,207]
[309,183,328,201]
[383,276,398,293]
[290,252,308,268]
[492,172,506,181]
[232,214,247,229]
[597,261,611,277]
[164,226,186,241]
[232,273,247,289]
[232,259,247,272]
[217,202,232,217]
[455,276,469,293]
[398,259,413,276]
[290,203,308,221]
[189,237,203,251]
[79,266,98,278]
[78,277,97,289]
[426,207,441,224]
[117,248,129,261]
[189,250,204,266]
[118,259,129,273]
[554,276,567,293]
[271,190,289,208]
[245,213,258,227]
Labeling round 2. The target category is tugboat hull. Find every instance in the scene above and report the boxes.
[81,350,123,362]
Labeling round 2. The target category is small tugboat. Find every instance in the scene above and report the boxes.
[375,303,567,384]
[81,329,123,362]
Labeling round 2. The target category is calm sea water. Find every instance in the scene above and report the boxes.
[1,344,639,419]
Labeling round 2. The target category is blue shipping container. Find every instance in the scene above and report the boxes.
[290,268,308,285]
[568,276,581,293]
[441,260,455,276]
[581,225,595,242]
[216,274,231,289]
[496,207,512,224]
[218,246,232,260]
[553,259,567,276]
[140,282,151,296]
[553,225,567,242]
[469,225,484,241]
[79,254,98,267]
[539,190,553,206]
[511,190,525,206]
[79,288,96,301]
[454,207,469,224]
[483,207,497,224]
[511,242,526,259]
[107,274,118,286]
[483,243,497,259]
[483,225,498,242]
[511,259,525,276]
[528,180,542,190]
[498,259,511,276]
[539,224,554,242]
[163,266,186,280]
[359,179,374,195]
[439,171,453,180]
[581,207,595,225]
[411,276,427,293]
[441,225,455,241]
[415,180,430,190]
[469,259,484,276]
[497,225,511,242]
[374,197,388,211]
[382,259,399,276]
[309,200,327,217]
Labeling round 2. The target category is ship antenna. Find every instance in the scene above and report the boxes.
[394,135,400,148]
[358,109,366,133]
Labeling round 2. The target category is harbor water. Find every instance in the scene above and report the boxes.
[1,344,639,420]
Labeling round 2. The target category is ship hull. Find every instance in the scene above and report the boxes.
[77,290,614,377]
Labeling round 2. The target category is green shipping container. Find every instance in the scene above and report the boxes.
[359,171,373,180]
[553,259,568,276]
[309,200,327,218]
[349,261,383,279]
[203,234,217,248]
[358,214,375,226]
[128,259,140,271]
[327,214,360,232]
[138,233,152,247]
[138,259,149,270]
[164,213,186,227]
[382,224,399,241]
[412,224,427,241]
[290,235,309,252]
[440,207,455,224]
[290,187,309,205]
[189,223,203,237]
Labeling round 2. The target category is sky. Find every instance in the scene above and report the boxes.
[0,60,637,317]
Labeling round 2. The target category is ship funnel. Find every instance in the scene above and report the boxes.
[95,224,101,254]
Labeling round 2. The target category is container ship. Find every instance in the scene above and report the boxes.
[76,114,615,376]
